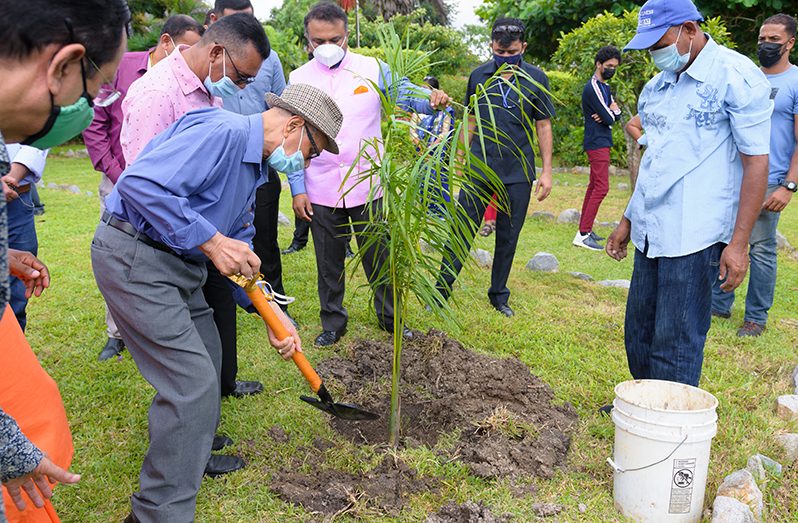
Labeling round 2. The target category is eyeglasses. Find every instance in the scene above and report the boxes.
[305,125,321,160]
[225,47,256,87]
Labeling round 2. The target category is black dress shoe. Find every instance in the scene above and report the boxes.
[123,512,140,523]
[225,380,263,398]
[495,304,514,317]
[315,329,346,347]
[98,338,125,361]
[212,434,233,451]
[204,454,245,477]
[281,242,306,255]
[598,404,614,416]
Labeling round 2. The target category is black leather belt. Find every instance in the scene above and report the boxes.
[101,211,194,262]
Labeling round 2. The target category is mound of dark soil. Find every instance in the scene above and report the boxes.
[318,329,578,479]
[425,501,513,523]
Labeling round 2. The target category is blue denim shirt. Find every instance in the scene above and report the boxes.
[626,36,773,258]
[105,108,266,260]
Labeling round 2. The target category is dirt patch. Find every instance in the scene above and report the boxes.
[271,454,438,518]
[318,330,578,479]
[425,501,513,523]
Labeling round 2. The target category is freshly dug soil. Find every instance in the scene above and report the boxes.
[319,330,578,479]
[425,501,513,523]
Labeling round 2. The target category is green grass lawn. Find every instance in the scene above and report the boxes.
[23,155,798,521]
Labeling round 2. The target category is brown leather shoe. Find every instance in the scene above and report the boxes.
[737,321,765,337]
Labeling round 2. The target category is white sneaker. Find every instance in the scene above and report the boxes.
[573,231,603,251]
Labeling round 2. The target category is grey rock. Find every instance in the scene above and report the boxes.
[84,190,93,197]
[710,496,755,523]
[562,181,570,186]
[277,211,291,226]
[557,208,581,224]
[531,503,563,517]
[746,454,782,481]
[526,252,559,272]
[792,364,798,394]
[716,469,763,520]
[775,395,798,421]
[530,211,555,222]
[775,433,798,463]
[68,184,81,194]
[570,271,593,281]
[775,230,794,251]
[471,248,493,269]
[47,182,58,189]
[617,182,629,191]
[577,503,587,513]
[597,279,631,289]
[608,165,617,176]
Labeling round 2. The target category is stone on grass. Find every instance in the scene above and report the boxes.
[47,182,58,189]
[84,190,93,197]
[792,365,798,394]
[617,182,629,191]
[570,271,593,281]
[532,503,563,517]
[716,469,763,520]
[68,184,80,194]
[557,208,581,224]
[775,230,794,251]
[471,249,493,268]
[277,211,291,226]
[711,496,755,523]
[775,395,798,421]
[530,211,555,222]
[746,454,782,482]
[525,253,559,272]
[775,433,798,463]
[597,279,631,289]
[578,503,587,513]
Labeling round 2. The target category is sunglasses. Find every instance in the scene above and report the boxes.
[492,25,524,35]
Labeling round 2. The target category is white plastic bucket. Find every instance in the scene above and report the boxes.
[608,380,719,522]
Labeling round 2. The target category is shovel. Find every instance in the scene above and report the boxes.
[229,273,379,421]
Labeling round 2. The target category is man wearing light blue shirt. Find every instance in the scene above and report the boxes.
[712,14,798,337]
[606,0,772,387]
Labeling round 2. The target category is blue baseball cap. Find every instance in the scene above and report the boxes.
[624,0,704,51]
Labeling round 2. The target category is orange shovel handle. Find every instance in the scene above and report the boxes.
[245,287,322,393]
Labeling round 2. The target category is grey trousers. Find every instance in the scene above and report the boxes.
[91,223,222,523]
[309,200,394,332]
[97,174,122,340]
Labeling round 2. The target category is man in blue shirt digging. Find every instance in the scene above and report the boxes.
[605,0,772,387]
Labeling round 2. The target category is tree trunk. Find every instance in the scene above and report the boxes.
[625,132,640,190]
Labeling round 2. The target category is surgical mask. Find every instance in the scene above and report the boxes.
[312,38,346,68]
[267,126,306,173]
[494,53,522,68]
[758,42,784,68]
[203,49,239,98]
[601,67,616,80]
[650,25,692,73]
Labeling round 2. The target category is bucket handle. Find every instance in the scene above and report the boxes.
[606,434,688,473]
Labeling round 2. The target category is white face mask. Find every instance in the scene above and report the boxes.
[312,37,347,68]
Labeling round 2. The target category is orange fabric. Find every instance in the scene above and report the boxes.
[0,305,73,523]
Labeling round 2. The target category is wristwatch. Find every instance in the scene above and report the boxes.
[781,180,798,192]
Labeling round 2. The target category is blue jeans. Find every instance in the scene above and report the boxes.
[711,186,781,325]
[6,191,38,331]
[625,241,724,387]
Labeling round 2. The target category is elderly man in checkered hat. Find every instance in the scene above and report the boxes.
[91,83,342,523]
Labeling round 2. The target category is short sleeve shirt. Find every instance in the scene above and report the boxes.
[465,60,555,185]
[765,65,798,184]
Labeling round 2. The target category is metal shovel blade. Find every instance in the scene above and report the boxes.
[300,395,380,421]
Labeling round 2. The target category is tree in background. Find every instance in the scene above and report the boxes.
[128,0,208,50]
[551,8,733,184]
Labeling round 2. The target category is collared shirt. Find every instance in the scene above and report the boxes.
[465,59,555,185]
[105,108,266,260]
[582,76,620,151]
[221,50,286,115]
[83,50,149,183]
[286,52,436,206]
[626,36,773,258]
[765,64,798,185]
[120,45,222,165]
[5,144,48,186]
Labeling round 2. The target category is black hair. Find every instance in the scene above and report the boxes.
[162,14,204,40]
[491,17,525,47]
[0,0,130,71]
[595,45,621,65]
[304,2,348,31]
[763,13,797,38]
[423,75,439,89]
[214,0,253,13]
[202,12,270,60]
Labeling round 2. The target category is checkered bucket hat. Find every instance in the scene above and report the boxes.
[266,84,343,154]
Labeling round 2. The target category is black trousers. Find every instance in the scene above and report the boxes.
[309,200,394,332]
[438,180,531,307]
[203,172,285,396]
[290,217,310,248]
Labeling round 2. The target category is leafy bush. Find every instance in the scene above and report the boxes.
[356,46,431,84]
[264,25,308,81]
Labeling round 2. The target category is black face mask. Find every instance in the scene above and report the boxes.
[758,42,784,68]
[601,67,616,80]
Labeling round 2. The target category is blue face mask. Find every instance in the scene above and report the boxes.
[650,25,692,73]
[494,53,522,68]
[203,49,239,98]
[268,126,306,173]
